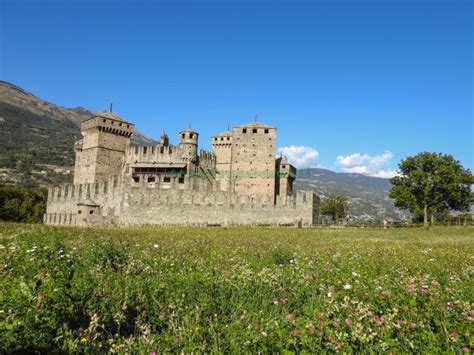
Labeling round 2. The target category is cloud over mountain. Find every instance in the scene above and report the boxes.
[278,145,320,169]
[335,151,396,178]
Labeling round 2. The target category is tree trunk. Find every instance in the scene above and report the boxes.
[423,205,428,227]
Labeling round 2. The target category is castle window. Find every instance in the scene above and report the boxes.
[133,176,140,183]
[78,210,82,214]
[253,129,257,133]
[111,121,114,125]
[181,133,185,139]
[227,137,230,140]
[90,210,94,215]
[143,147,147,155]
[264,129,269,133]
[214,137,217,141]
[178,176,185,184]
[160,146,164,153]
[119,123,122,126]
[163,177,171,183]
[127,125,130,128]
[135,146,139,154]
[190,133,194,139]
[148,176,155,183]
[103,119,107,123]
[243,128,247,133]
[220,137,223,141]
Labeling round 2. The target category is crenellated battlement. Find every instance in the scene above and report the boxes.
[48,175,123,203]
[126,144,183,163]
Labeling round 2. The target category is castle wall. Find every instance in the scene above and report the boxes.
[44,176,124,226]
[120,188,316,226]
[45,177,318,227]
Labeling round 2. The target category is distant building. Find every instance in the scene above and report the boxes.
[45,112,318,226]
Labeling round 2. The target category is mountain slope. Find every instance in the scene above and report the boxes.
[0,81,155,186]
[295,168,410,222]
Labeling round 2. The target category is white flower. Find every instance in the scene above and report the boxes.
[352,272,360,277]
[261,331,267,337]
[343,284,352,290]
[0,245,5,250]
[327,291,332,298]
[153,244,159,248]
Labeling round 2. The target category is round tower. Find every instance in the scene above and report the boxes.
[179,127,198,161]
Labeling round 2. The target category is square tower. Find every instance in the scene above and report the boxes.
[74,112,134,185]
[231,121,276,198]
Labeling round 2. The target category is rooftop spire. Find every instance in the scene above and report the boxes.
[109,102,113,113]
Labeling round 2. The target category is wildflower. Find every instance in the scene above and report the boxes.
[409,323,417,329]
[308,323,315,334]
[149,352,156,355]
[345,318,351,327]
[80,338,88,344]
[153,244,159,248]
[175,337,181,344]
[395,320,402,329]
[261,331,267,337]
[343,284,352,290]
[327,291,332,298]
[462,347,470,353]
[352,272,360,277]
[286,313,296,321]
[0,245,5,250]
[333,320,340,328]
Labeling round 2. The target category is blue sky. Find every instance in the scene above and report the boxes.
[1,0,472,176]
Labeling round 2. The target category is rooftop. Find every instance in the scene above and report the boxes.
[234,121,275,129]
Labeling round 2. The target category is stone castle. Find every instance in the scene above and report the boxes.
[45,111,319,226]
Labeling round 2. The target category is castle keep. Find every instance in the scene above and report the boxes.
[45,111,319,226]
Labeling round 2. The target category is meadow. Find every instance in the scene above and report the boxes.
[0,224,472,353]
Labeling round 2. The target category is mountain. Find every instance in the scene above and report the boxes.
[295,168,410,222]
[0,81,155,186]
[0,81,410,220]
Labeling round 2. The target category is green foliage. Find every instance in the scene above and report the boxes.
[319,194,349,223]
[390,152,473,225]
[0,224,471,353]
[0,185,47,223]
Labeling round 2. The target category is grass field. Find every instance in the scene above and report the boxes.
[0,224,472,353]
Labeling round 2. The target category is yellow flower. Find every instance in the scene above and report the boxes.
[80,338,88,344]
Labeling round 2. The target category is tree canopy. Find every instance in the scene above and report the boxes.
[319,194,348,223]
[389,152,473,226]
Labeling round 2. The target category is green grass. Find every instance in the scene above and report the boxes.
[0,224,472,353]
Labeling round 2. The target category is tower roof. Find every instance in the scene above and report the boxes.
[84,111,133,125]
[234,121,275,129]
[180,127,198,134]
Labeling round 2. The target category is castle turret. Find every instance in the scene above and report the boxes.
[158,131,169,147]
[179,127,198,161]
[211,130,233,191]
[74,111,134,185]
[275,155,296,203]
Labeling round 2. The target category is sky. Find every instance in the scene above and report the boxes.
[1,0,472,176]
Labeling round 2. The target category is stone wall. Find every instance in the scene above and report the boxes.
[45,177,318,227]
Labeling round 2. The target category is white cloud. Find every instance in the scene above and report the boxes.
[278,145,320,169]
[335,151,397,178]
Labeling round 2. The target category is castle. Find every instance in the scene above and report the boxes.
[45,111,319,226]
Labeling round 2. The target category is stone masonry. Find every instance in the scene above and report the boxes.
[45,112,319,226]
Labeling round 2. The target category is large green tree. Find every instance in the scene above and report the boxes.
[389,152,473,227]
[320,194,349,224]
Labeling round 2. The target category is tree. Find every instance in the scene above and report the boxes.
[389,152,473,227]
[320,195,348,224]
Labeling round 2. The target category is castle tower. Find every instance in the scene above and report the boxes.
[211,130,233,191]
[73,111,134,185]
[275,156,296,203]
[231,120,276,197]
[178,127,198,161]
